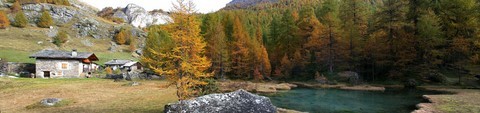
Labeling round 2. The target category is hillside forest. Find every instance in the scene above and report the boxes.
[143,0,480,85]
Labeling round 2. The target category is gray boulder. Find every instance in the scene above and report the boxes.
[337,71,361,85]
[113,11,129,22]
[404,79,418,88]
[40,98,62,106]
[164,89,276,113]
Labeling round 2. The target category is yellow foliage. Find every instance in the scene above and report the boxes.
[105,67,113,75]
[37,10,53,28]
[144,0,212,100]
[11,1,22,13]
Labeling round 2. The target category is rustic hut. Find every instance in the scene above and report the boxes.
[29,49,99,78]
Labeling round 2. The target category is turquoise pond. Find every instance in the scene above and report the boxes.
[264,88,444,113]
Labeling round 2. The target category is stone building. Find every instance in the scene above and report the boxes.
[104,59,142,72]
[29,49,99,78]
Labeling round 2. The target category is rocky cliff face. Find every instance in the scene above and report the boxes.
[112,4,169,28]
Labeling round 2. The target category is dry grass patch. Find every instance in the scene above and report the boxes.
[0,78,178,113]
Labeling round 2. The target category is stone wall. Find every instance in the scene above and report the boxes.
[1,62,35,76]
[35,59,82,78]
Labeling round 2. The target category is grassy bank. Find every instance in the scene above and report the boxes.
[0,78,177,113]
[414,86,480,113]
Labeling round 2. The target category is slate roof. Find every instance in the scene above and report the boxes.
[104,59,132,65]
[29,50,98,61]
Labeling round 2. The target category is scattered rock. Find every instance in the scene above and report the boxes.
[40,98,62,106]
[81,39,93,47]
[164,89,277,113]
[135,49,143,55]
[73,18,103,38]
[22,4,79,25]
[124,82,141,86]
[37,41,43,45]
[46,27,58,38]
[108,42,118,52]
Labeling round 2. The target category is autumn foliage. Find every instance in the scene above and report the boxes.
[142,0,212,100]
[0,11,10,29]
[12,11,28,28]
[37,10,53,28]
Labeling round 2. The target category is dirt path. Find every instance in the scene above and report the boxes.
[0,78,177,113]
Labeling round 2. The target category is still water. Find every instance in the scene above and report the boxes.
[265,88,444,113]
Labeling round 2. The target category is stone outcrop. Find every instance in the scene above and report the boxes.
[164,89,276,113]
[72,18,106,38]
[40,98,62,106]
[22,3,81,25]
[112,4,169,28]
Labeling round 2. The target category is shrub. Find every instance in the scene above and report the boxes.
[113,69,122,75]
[11,1,22,13]
[0,11,10,29]
[115,28,131,45]
[12,11,28,28]
[129,37,136,52]
[105,67,113,75]
[194,78,219,96]
[53,31,68,46]
[37,10,53,28]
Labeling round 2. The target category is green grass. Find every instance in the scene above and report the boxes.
[0,26,136,65]
[0,49,35,63]
[95,52,136,65]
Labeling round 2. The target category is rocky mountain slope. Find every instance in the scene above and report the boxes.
[112,3,169,28]
[0,0,146,63]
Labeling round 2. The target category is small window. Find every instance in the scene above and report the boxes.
[61,63,68,69]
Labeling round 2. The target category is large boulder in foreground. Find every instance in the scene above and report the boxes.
[164,89,277,113]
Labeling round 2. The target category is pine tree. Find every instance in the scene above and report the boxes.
[129,37,136,52]
[11,1,22,13]
[37,10,53,28]
[0,11,10,29]
[231,16,253,79]
[54,31,69,46]
[143,0,212,100]
[339,0,369,69]
[12,11,28,28]
[115,28,127,45]
[202,14,231,79]
[317,0,342,74]
[141,26,175,72]
[417,10,444,65]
